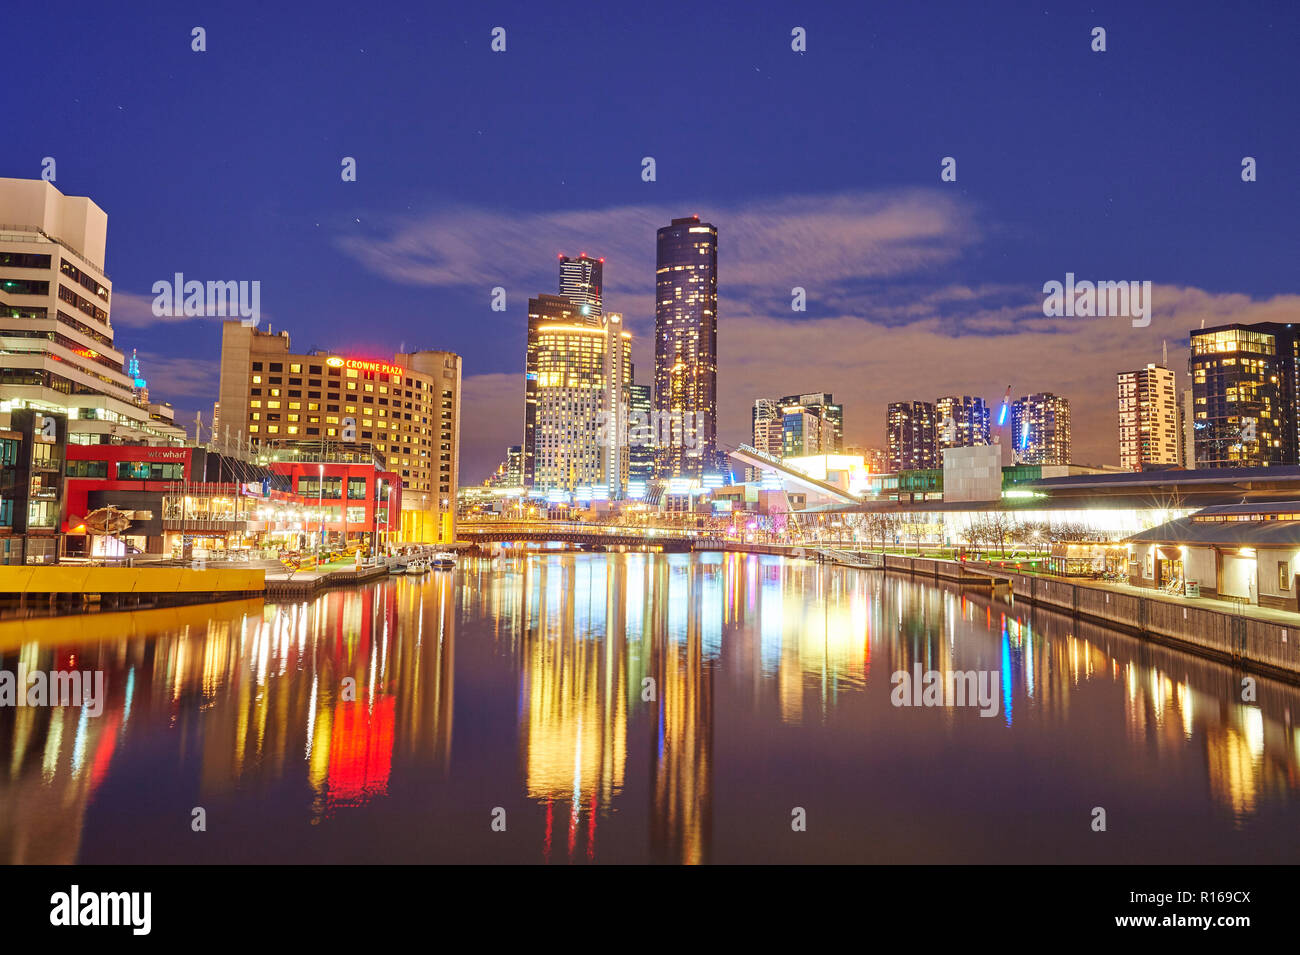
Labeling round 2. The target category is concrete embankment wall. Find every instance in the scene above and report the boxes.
[0,566,264,596]
[885,562,1300,679]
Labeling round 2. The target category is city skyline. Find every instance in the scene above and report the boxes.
[5,4,1297,483]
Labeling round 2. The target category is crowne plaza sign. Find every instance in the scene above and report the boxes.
[325,356,404,376]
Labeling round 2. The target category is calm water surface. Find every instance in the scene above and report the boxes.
[2,552,1299,864]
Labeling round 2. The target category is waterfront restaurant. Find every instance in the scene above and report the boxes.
[62,443,401,558]
[1127,503,1300,610]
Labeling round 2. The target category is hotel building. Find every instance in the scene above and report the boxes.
[523,294,630,497]
[217,320,460,543]
[654,216,718,480]
[1117,363,1180,470]
[0,178,186,445]
[1011,392,1071,465]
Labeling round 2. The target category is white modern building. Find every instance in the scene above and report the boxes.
[0,178,186,445]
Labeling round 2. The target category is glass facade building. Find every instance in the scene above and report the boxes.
[654,216,718,480]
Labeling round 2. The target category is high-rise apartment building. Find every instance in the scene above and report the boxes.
[751,398,784,458]
[779,393,843,451]
[887,401,938,471]
[1189,323,1300,468]
[217,320,461,543]
[558,253,603,317]
[935,395,990,450]
[654,216,718,480]
[1117,364,1180,470]
[1011,392,1071,465]
[522,294,629,495]
[782,406,836,457]
[0,178,186,445]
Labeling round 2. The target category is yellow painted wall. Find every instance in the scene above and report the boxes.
[0,566,265,594]
[398,509,456,545]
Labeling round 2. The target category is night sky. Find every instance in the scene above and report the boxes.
[7,0,1298,480]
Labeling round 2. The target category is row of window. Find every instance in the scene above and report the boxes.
[64,460,186,481]
[0,252,53,269]
[60,259,109,302]
[57,283,108,324]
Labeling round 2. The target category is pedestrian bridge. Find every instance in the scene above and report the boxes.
[458,521,796,555]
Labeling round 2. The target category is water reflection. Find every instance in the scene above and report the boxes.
[0,553,1298,864]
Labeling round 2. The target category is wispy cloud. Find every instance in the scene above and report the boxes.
[335,188,979,310]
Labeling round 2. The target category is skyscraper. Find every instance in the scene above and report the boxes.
[523,294,627,494]
[628,383,654,489]
[935,395,990,450]
[654,216,718,480]
[601,312,633,498]
[1011,393,1071,465]
[1117,364,1180,470]
[1189,323,1300,468]
[751,398,783,458]
[887,401,938,471]
[558,253,603,317]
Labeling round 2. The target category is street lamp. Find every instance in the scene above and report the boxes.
[317,463,325,556]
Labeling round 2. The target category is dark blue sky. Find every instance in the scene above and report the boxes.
[7,0,1298,478]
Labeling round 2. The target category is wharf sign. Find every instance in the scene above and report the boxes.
[325,356,404,376]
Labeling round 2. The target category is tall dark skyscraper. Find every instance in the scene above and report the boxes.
[628,382,654,489]
[887,401,938,471]
[1189,322,1300,468]
[654,216,718,480]
[558,253,603,316]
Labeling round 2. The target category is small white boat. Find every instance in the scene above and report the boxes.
[405,559,426,575]
[431,551,457,569]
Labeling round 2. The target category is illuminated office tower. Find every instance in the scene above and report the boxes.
[1010,392,1071,465]
[523,294,628,494]
[886,401,938,471]
[654,216,718,479]
[935,395,990,449]
[1117,364,1180,470]
[602,312,633,497]
[558,253,604,317]
[628,383,655,488]
[1188,323,1300,468]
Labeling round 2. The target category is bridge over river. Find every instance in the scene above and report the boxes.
[458,520,799,555]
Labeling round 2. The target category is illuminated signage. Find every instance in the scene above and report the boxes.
[325,356,404,376]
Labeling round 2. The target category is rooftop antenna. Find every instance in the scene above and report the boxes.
[1162,339,1168,367]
